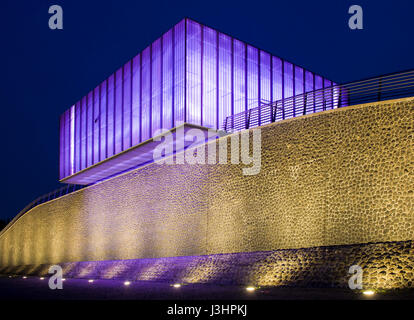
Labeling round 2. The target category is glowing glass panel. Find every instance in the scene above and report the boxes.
[59,18,336,184]
[186,19,201,126]
[201,26,217,128]
[123,61,132,148]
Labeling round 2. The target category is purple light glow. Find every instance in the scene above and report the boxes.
[59,18,336,183]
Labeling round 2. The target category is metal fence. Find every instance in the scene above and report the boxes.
[223,69,414,132]
[0,184,85,236]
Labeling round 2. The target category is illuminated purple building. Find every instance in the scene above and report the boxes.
[60,18,336,185]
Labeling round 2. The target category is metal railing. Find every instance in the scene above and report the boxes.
[223,69,414,132]
[0,184,85,236]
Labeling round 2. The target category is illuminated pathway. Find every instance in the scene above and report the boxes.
[0,275,413,300]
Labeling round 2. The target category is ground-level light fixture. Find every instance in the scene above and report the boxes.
[124,281,131,286]
[362,290,375,296]
[88,279,94,283]
[40,277,44,280]
[22,276,27,279]
[172,283,181,288]
[246,286,256,292]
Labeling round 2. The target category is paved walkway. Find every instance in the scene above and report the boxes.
[0,275,413,300]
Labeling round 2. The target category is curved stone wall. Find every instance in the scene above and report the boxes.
[2,240,412,289]
[0,97,413,267]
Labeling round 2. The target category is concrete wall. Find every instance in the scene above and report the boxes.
[1,97,413,267]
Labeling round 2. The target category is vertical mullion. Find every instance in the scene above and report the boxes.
[121,66,125,150]
[292,65,295,118]
[172,26,175,128]
[139,53,143,141]
[113,74,116,155]
[85,97,88,168]
[92,90,94,164]
[184,18,187,123]
[59,115,62,179]
[74,105,77,174]
[270,55,273,103]
[313,73,316,113]
[322,78,326,111]
[98,85,101,162]
[73,104,80,173]
[216,30,219,130]
[244,43,248,127]
[130,59,133,147]
[149,44,153,136]
[281,60,285,120]
[66,111,70,177]
[200,25,204,127]
[80,99,83,168]
[258,50,261,126]
[66,111,69,177]
[231,37,234,128]
[105,79,108,159]
[63,112,66,177]
[69,109,72,175]
[303,67,306,115]
[160,36,163,130]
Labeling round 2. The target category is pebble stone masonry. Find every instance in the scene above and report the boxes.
[0,97,413,289]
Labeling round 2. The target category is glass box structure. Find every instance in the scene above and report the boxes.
[60,18,336,185]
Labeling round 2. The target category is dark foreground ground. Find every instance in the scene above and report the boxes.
[0,275,413,300]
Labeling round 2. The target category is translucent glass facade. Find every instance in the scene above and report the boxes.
[60,18,335,182]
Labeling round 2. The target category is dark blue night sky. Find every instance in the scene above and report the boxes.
[0,0,413,220]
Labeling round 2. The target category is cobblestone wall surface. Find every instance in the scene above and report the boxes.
[0,98,413,268]
[1,240,413,289]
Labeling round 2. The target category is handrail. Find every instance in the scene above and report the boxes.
[0,184,85,237]
[223,69,414,132]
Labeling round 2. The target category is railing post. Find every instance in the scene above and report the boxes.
[272,102,277,122]
[246,109,252,129]
[378,77,382,101]
[337,86,342,108]
[303,94,307,115]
